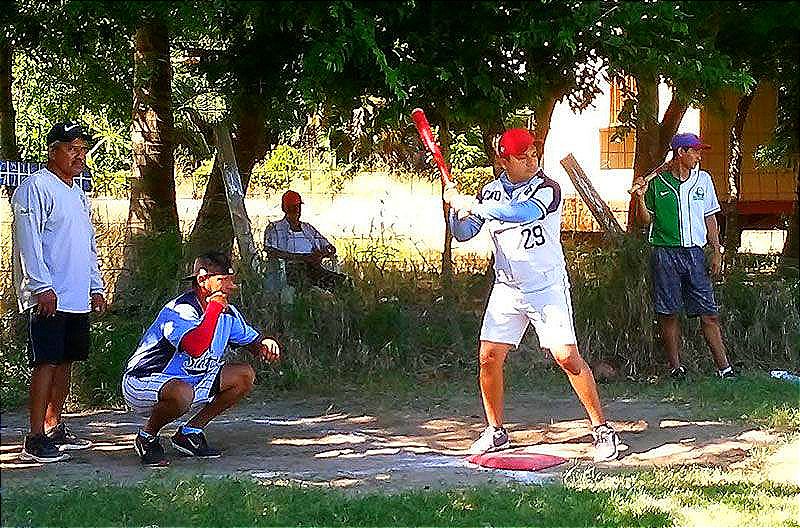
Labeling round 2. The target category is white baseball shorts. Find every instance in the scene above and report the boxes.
[122,364,223,415]
[479,277,577,348]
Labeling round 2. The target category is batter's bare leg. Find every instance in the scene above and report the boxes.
[550,344,605,426]
[478,341,513,427]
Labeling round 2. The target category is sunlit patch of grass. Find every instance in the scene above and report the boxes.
[566,465,800,527]
[4,465,798,527]
[594,372,800,432]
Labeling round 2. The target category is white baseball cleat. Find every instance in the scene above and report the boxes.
[467,425,511,455]
[593,424,620,462]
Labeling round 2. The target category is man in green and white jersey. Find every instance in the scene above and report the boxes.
[632,133,734,380]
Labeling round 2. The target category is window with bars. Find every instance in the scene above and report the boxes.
[600,76,637,169]
[610,76,637,126]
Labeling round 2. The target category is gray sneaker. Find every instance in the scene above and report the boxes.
[593,424,620,462]
[467,425,510,455]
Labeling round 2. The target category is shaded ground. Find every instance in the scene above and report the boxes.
[0,390,782,492]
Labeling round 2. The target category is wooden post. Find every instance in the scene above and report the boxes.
[560,153,624,236]
[213,124,262,273]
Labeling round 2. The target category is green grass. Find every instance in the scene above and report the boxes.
[594,371,800,432]
[3,466,798,527]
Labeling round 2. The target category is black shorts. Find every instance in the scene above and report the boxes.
[27,310,91,366]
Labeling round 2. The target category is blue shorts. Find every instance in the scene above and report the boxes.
[650,246,718,316]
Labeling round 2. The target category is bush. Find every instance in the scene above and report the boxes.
[71,317,145,406]
[1,233,797,411]
[249,145,304,194]
[566,238,799,376]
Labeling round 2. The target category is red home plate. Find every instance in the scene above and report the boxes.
[467,450,567,471]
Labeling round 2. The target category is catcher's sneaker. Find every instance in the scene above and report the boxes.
[171,428,222,458]
[467,425,510,455]
[46,422,92,451]
[670,366,687,381]
[593,423,620,462]
[134,431,169,467]
[19,434,70,463]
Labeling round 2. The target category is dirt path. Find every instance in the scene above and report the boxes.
[0,391,780,492]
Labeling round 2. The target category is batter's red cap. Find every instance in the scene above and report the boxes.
[281,190,303,209]
[497,128,540,158]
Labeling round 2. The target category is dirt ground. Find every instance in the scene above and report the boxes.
[0,390,785,492]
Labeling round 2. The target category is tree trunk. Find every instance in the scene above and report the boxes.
[1,39,19,205]
[480,117,504,178]
[533,86,565,163]
[0,39,20,161]
[440,118,453,290]
[127,20,178,236]
[627,76,688,230]
[782,164,799,267]
[117,20,179,303]
[722,90,756,270]
[187,96,270,256]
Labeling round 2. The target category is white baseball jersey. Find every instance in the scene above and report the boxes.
[476,170,566,292]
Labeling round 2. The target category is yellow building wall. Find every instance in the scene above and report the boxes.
[700,83,796,204]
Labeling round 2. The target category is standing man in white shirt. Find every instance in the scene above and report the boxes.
[12,121,106,463]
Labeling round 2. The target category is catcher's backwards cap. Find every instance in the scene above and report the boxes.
[183,252,235,281]
[497,128,540,158]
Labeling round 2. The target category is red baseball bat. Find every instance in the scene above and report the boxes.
[411,108,452,185]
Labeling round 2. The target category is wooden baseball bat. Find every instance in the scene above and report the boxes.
[628,160,671,194]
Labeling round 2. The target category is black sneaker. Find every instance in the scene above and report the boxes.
[171,429,222,458]
[46,423,92,451]
[718,366,736,379]
[670,366,687,380]
[19,434,71,463]
[134,432,169,467]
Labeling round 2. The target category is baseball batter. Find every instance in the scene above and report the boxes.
[444,128,620,461]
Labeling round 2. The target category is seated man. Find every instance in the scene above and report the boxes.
[264,190,348,291]
[122,252,281,466]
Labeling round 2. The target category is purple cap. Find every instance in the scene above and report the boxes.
[671,133,710,150]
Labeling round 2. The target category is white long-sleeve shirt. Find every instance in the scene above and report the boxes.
[11,168,104,313]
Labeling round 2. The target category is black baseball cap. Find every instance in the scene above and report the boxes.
[182,253,235,281]
[46,121,93,146]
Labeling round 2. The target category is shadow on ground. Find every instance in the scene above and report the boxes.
[0,391,781,491]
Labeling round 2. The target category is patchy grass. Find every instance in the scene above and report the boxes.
[3,464,798,527]
[595,371,800,432]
